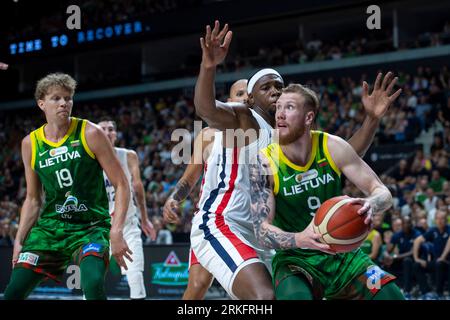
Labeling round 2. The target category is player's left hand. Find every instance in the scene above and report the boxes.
[110,229,133,270]
[141,218,157,241]
[0,62,8,70]
[362,71,402,120]
[348,198,373,225]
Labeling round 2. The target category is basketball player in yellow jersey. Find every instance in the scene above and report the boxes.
[163,79,249,299]
[194,20,401,299]
[4,73,131,300]
[249,83,404,299]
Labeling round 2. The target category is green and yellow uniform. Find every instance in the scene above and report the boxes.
[16,117,110,281]
[262,130,396,299]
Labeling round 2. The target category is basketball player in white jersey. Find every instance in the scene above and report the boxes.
[99,118,156,299]
[192,20,402,299]
[163,79,249,299]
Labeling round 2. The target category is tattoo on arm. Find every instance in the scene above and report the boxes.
[369,189,392,214]
[171,180,192,202]
[249,155,296,250]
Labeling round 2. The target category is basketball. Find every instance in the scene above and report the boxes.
[313,195,370,253]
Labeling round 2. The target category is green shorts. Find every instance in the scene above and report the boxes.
[16,219,110,281]
[273,248,396,299]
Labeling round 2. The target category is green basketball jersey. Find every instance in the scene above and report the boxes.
[30,117,110,225]
[262,130,342,233]
[262,130,374,298]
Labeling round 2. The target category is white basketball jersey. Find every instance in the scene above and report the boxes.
[196,109,273,252]
[104,147,138,220]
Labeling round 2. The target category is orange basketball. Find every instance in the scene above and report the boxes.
[313,195,370,253]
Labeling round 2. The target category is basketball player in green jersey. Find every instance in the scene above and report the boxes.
[249,83,404,300]
[4,73,132,300]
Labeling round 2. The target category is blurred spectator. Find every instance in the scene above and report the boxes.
[389,216,421,297]
[413,210,450,299]
[361,229,382,262]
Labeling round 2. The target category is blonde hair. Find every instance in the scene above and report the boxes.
[34,73,77,101]
[282,83,319,115]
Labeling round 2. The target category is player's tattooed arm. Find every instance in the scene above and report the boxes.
[367,188,393,214]
[249,154,297,250]
[171,179,192,202]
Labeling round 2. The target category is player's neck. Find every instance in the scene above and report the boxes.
[280,132,312,167]
[44,117,72,142]
[252,105,274,126]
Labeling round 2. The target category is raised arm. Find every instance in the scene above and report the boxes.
[195,20,244,130]
[249,153,334,253]
[85,122,132,269]
[348,72,402,157]
[127,150,156,240]
[328,134,393,223]
[12,135,43,267]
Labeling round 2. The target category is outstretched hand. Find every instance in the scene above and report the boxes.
[362,71,402,120]
[200,20,233,69]
[0,62,8,70]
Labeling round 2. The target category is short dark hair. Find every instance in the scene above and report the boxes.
[98,117,117,130]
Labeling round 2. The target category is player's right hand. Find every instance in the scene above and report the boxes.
[200,20,233,69]
[12,242,22,269]
[0,62,8,70]
[163,198,180,224]
[110,230,133,270]
[295,221,336,255]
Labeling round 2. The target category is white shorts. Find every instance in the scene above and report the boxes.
[191,211,266,299]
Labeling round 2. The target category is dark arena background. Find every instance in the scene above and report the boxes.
[1,0,450,303]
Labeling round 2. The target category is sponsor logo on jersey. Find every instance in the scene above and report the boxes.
[295,169,318,183]
[283,173,335,196]
[151,251,188,286]
[18,252,39,266]
[56,195,88,215]
[50,146,68,157]
[39,150,81,168]
[82,243,102,255]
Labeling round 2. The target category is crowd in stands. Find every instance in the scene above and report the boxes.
[214,21,450,74]
[4,0,201,42]
[1,64,450,298]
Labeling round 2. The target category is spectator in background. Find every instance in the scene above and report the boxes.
[413,210,450,299]
[429,170,447,193]
[411,151,432,176]
[424,188,439,226]
[390,216,421,298]
[0,219,14,247]
[392,217,403,234]
[392,159,411,184]
[148,216,173,245]
[372,213,391,238]
[361,229,382,262]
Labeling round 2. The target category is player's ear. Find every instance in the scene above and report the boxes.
[305,110,315,126]
[247,93,254,106]
[37,99,45,111]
